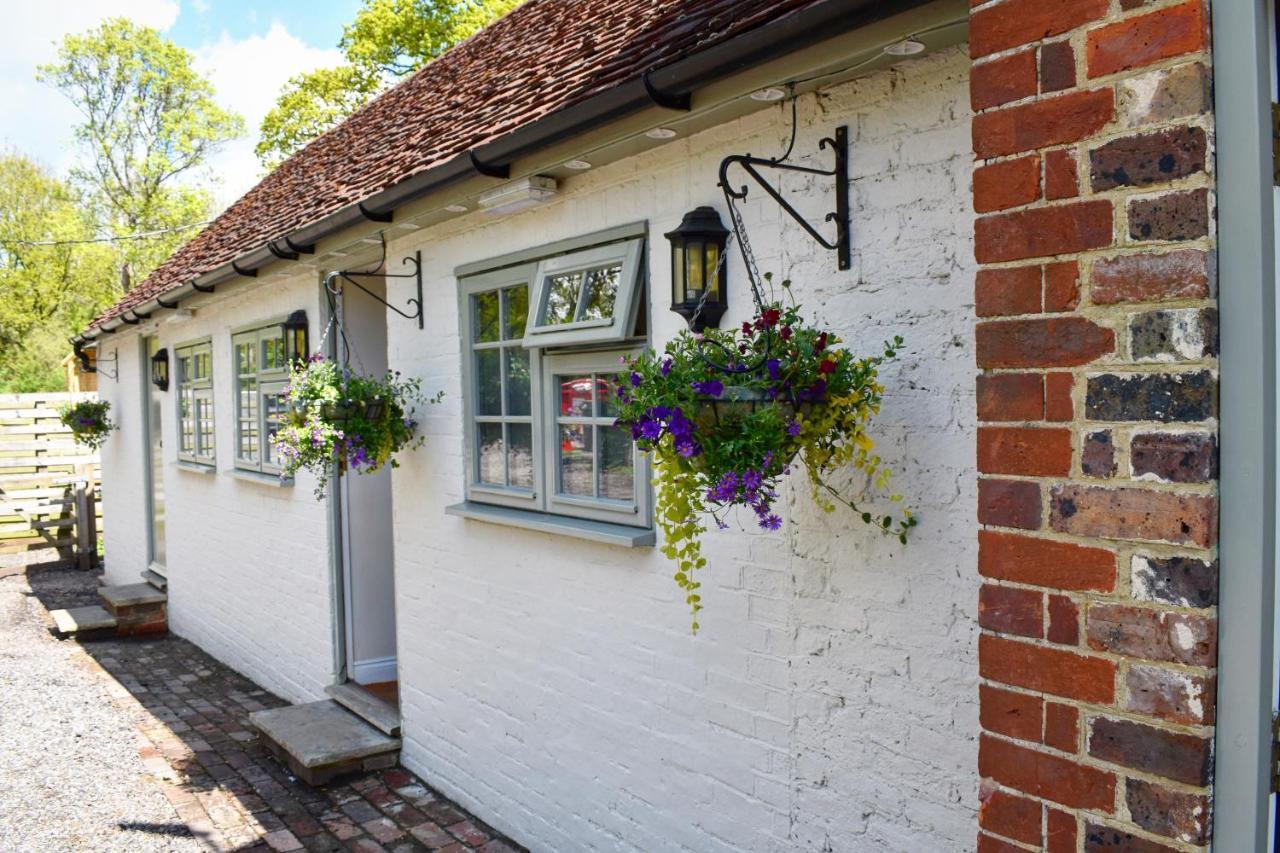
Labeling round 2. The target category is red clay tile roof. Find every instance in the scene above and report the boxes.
[88,0,840,333]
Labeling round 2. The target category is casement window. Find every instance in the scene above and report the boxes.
[232,324,291,475]
[175,341,215,466]
[457,225,650,530]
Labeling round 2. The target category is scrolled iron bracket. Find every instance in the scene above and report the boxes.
[326,250,425,330]
[717,124,850,271]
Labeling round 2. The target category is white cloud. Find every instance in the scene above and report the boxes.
[0,0,181,173]
[194,22,343,207]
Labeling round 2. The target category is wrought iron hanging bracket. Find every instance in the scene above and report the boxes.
[327,250,425,330]
[717,124,850,271]
[75,343,118,379]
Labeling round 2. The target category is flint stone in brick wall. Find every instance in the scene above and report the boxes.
[1084,822,1181,852]
[1125,779,1210,845]
[1082,431,1117,478]
[1088,717,1211,785]
[1050,484,1216,547]
[1130,432,1217,483]
[1130,308,1217,362]
[1116,63,1211,128]
[1090,125,1206,191]
[1087,603,1216,666]
[1086,371,1216,422]
[1128,188,1210,241]
[1131,554,1218,608]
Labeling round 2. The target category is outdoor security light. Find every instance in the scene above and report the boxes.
[151,348,169,391]
[666,206,730,332]
[282,311,309,366]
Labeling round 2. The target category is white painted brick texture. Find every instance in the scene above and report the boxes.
[386,47,977,852]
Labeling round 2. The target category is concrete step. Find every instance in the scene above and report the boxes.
[140,569,167,592]
[98,583,167,636]
[251,701,401,786]
[49,605,117,639]
[326,683,401,737]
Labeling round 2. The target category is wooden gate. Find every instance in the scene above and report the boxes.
[0,393,102,568]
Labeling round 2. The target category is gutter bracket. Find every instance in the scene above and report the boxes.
[191,281,216,293]
[156,295,181,309]
[284,236,316,255]
[231,261,258,278]
[268,241,300,261]
[358,202,394,223]
[642,71,692,111]
[718,123,851,271]
[469,150,511,179]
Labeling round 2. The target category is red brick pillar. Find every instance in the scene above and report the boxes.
[970,2,1217,850]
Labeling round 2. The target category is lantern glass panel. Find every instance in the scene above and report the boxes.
[705,242,720,300]
[686,240,704,297]
[671,243,686,304]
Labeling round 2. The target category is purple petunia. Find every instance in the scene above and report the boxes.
[660,358,673,377]
[630,371,643,387]
[786,420,802,436]
[766,359,781,381]
[692,379,724,398]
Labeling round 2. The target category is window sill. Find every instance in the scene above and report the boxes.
[174,461,216,475]
[445,501,654,548]
[230,468,293,488]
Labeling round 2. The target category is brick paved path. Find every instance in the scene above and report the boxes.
[24,567,523,853]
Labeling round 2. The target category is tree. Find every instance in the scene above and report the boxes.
[39,18,244,278]
[0,155,119,391]
[257,0,521,168]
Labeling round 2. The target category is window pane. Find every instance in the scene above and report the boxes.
[505,348,530,416]
[238,378,258,461]
[475,349,502,416]
[508,423,533,489]
[598,373,622,419]
[558,375,593,417]
[262,333,286,371]
[197,395,215,457]
[263,391,286,466]
[180,390,194,454]
[503,285,528,339]
[599,425,635,501]
[542,271,582,326]
[237,342,255,374]
[473,291,500,342]
[558,424,593,497]
[477,423,505,485]
[579,265,620,321]
[179,356,192,383]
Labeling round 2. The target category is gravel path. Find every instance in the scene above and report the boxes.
[0,566,203,852]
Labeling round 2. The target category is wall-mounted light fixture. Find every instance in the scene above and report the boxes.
[281,311,309,366]
[151,347,170,390]
[666,206,730,332]
[478,176,558,215]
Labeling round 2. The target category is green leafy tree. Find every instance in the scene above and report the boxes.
[257,0,521,168]
[38,18,244,277]
[0,155,119,391]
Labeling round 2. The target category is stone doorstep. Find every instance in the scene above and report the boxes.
[250,701,401,787]
[49,605,117,639]
[325,683,402,737]
[99,582,167,612]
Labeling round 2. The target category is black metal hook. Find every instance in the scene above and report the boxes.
[716,124,850,271]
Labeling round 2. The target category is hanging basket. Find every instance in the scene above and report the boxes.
[319,398,387,425]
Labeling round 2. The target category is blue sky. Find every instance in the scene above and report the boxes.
[0,0,362,208]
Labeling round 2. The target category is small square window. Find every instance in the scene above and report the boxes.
[524,238,644,347]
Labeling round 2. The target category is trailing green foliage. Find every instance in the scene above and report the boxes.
[274,357,442,498]
[615,278,915,631]
[59,399,116,451]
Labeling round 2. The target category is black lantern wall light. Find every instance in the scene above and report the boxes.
[281,310,309,365]
[151,348,169,391]
[665,206,730,332]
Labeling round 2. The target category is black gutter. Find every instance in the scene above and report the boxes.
[77,0,932,343]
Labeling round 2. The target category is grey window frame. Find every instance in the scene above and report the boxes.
[174,339,216,467]
[523,238,645,348]
[457,224,650,529]
[231,320,291,476]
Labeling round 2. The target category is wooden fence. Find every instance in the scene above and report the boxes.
[0,392,101,567]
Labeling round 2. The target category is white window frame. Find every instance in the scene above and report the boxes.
[457,226,650,530]
[231,321,291,475]
[174,339,215,467]
[523,237,645,348]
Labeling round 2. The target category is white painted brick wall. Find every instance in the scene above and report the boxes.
[384,46,977,852]
[99,275,336,705]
